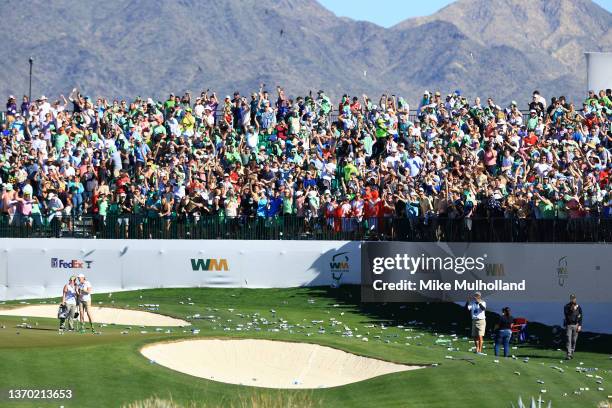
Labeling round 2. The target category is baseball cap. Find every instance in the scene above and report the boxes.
[77,273,85,278]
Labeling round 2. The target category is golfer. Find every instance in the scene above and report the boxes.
[466,291,487,354]
[564,294,583,360]
[59,275,78,331]
[77,273,94,331]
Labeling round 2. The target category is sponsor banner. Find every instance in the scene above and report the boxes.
[6,246,121,299]
[361,242,612,304]
[0,239,360,299]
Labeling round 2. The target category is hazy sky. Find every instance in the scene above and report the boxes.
[318,0,612,28]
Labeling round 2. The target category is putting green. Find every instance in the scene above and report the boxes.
[0,287,610,408]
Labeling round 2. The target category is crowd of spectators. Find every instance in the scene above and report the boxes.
[1,85,611,238]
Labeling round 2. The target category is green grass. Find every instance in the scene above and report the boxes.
[0,287,610,408]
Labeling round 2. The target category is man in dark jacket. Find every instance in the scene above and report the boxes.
[564,294,583,360]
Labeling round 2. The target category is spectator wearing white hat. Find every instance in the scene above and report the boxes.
[46,192,64,224]
[6,95,17,123]
[38,95,51,117]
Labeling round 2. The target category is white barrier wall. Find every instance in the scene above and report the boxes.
[0,239,610,332]
[0,239,361,300]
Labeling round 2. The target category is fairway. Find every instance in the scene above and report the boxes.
[1,287,610,408]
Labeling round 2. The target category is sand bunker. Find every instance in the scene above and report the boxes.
[0,305,189,327]
[141,339,423,388]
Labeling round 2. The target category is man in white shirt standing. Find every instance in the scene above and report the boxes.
[77,273,94,332]
[466,291,487,354]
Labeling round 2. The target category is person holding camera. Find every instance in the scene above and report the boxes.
[564,294,583,360]
[466,291,487,354]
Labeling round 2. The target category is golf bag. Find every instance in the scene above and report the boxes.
[57,304,68,319]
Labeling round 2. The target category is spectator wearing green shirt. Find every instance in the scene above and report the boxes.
[535,191,555,219]
[362,132,374,157]
[527,109,538,130]
[343,162,359,182]
[97,194,109,232]
[164,93,176,116]
[282,189,294,215]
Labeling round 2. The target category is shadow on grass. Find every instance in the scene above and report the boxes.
[14,326,58,332]
[306,285,612,355]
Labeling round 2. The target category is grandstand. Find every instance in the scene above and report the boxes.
[1,88,610,242]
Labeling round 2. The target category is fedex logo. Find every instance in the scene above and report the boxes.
[51,258,93,269]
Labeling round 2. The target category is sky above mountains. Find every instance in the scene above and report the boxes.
[319,0,612,27]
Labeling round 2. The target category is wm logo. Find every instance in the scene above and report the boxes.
[330,252,349,271]
[557,256,568,286]
[485,263,505,276]
[190,258,229,271]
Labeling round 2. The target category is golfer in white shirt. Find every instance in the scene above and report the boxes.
[60,275,78,331]
[77,273,94,331]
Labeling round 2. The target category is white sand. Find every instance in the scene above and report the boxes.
[141,339,423,389]
[0,305,189,326]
